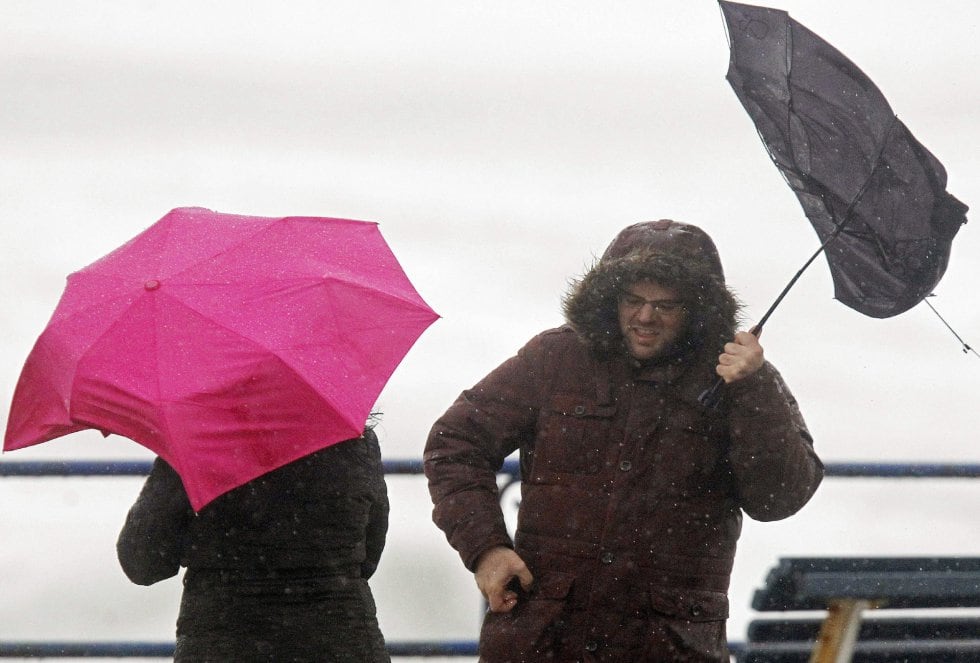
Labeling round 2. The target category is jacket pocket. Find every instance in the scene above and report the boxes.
[648,584,728,621]
[531,395,615,476]
[478,571,575,662]
[645,584,729,661]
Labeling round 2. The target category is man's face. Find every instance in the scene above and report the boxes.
[617,280,687,362]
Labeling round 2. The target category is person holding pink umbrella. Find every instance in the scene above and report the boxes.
[4,207,438,662]
[117,421,390,661]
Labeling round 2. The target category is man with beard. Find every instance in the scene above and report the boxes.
[423,220,823,662]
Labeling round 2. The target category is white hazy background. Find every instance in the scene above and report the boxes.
[1,1,977,660]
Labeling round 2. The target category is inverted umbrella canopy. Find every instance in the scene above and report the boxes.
[4,207,439,509]
[719,0,968,319]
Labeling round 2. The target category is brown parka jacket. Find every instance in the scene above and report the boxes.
[424,221,823,662]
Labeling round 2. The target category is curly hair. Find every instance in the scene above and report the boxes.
[562,248,741,360]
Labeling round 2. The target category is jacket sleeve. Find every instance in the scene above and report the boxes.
[724,361,824,521]
[423,340,543,571]
[116,457,193,585]
[361,429,389,580]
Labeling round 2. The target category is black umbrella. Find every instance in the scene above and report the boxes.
[702,1,970,406]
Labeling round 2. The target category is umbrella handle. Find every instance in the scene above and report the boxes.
[697,325,762,409]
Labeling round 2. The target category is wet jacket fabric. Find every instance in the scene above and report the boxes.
[117,430,390,662]
[426,330,821,661]
[424,221,823,662]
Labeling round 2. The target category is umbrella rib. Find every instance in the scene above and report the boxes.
[923,298,980,359]
[151,290,371,432]
[148,294,182,477]
[65,293,180,467]
[718,1,733,50]
[320,275,435,314]
[782,6,796,174]
[51,272,139,329]
[834,115,900,232]
[61,218,286,328]
[160,216,290,285]
[163,352,366,433]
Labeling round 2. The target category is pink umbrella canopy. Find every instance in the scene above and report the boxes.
[4,207,439,509]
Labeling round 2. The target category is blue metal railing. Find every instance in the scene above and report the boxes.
[0,459,976,658]
[0,641,481,659]
[3,459,979,478]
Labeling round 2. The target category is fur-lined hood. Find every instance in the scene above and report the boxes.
[562,220,740,360]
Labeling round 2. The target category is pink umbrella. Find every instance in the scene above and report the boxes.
[4,207,438,509]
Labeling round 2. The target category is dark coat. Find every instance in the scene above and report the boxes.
[117,430,390,662]
[424,326,823,662]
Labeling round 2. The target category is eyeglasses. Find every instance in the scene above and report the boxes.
[618,293,687,315]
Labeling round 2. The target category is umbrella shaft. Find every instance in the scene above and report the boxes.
[756,225,845,333]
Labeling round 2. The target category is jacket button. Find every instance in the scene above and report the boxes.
[573,405,586,416]
[601,552,614,564]
[619,460,632,471]
[585,640,598,652]
[690,603,703,617]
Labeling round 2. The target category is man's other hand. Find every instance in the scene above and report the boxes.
[474,546,534,613]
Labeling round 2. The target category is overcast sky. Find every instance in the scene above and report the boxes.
[1,1,977,657]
